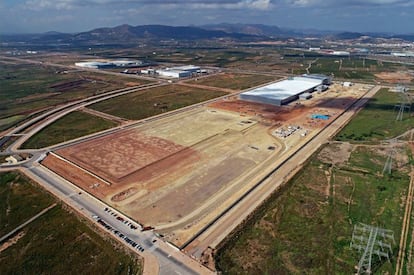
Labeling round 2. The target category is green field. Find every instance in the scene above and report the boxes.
[0,171,141,274]
[147,49,257,67]
[285,55,414,81]
[188,73,278,90]
[215,144,410,274]
[0,115,25,131]
[0,172,54,237]
[90,84,228,120]
[21,111,118,149]
[336,88,414,142]
[309,58,377,80]
[0,63,144,129]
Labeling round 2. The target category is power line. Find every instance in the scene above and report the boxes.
[350,223,395,274]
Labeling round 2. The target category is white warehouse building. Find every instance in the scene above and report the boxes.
[157,69,191,78]
[239,75,329,106]
[75,60,144,69]
[156,65,201,78]
[169,65,200,73]
[75,61,113,69]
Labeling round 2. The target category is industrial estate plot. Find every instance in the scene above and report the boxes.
[42,82,371,247]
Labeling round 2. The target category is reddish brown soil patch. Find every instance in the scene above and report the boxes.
[57,130,187,182]
[42,154,111,198]
[44,128,202,206]
[208,99,309,122]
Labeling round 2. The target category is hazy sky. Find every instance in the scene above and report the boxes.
[0,0,413,34]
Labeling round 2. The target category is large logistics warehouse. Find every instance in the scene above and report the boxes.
[239,75,329,106]
[157,69,191,78]
[156,65,200,78]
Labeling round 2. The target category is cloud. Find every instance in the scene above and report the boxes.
[23,0,273,11]
[24,0,75,10]
[286,0,414,7]
[23,0,414,12]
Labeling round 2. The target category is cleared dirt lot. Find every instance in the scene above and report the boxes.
[43,83,370,247]
[375,71,414,83]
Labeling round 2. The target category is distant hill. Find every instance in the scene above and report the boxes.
[1,24,261,45]
[74,24,260,41]
[1,23,414,45]
[202,23,280,36]
[331,32,365,40]
[392,34,414,42]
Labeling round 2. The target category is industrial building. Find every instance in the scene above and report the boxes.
[169,65,200,73]
[75,61,113,69]
[142,65,201,79]
[75,60,144,69]
[239,75,328,106]
[302,74,332,85]
[157,69,191,78]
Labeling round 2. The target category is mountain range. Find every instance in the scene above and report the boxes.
[2,23,414,44]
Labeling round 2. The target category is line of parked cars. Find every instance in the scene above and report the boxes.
[104,207,138,230]
[93,215,145,253]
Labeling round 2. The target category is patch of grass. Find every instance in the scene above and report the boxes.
[90,84,228,120]
[0,172,141,274]
[0,172,54,236]
[308,58,377,80]
[0,115,25,131]
[21,111,117,149]
[188,73,278,90]
[215,145,409,274]
[336,88,414,142]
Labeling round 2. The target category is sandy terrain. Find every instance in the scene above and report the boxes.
[375,71,414,83]
[42,82,370,247]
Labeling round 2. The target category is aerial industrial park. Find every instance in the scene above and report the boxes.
[1,11,414,275]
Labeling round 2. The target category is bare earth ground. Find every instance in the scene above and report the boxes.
[375,71,414,83]
[42,83,370,247]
